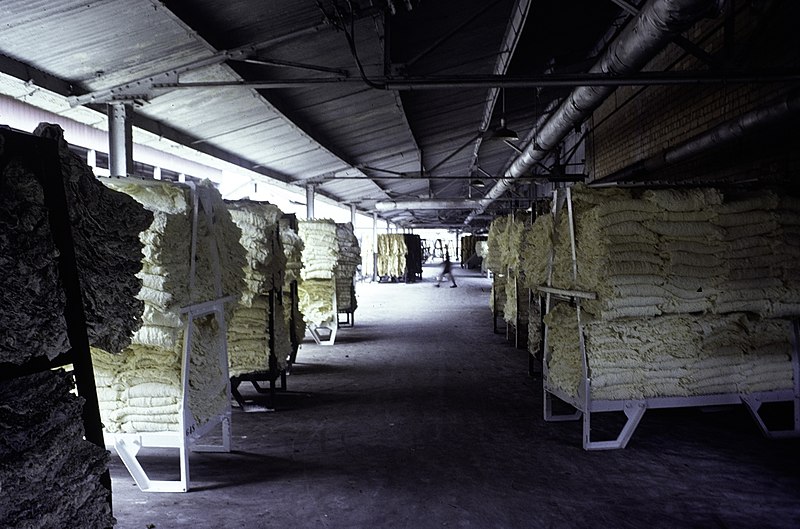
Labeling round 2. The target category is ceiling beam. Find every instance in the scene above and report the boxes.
[234,58,350,77]
[67,23,332,107]
[149,69,800,91]
[375,199,484,211]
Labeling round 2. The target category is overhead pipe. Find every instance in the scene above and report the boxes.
[591,88,800,186]
[464,0,723,224]
[375,199,483,211]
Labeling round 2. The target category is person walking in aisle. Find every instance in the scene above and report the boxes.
[435,253,457,288]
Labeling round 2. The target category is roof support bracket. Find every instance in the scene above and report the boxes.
[68,71,180,107]
[235,57,350,77]
[67,24,332,107]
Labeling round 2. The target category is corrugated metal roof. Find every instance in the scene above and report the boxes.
[0,0,641,227]
[237,15,426,205]
[0,0,390,204]
[0,0,208,87]
[160,0,326,50]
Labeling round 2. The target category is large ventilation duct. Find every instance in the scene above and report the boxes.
[464,0,722,224]
[375,199,483,211]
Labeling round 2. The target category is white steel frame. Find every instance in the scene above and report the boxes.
[540,187,800,450]
[308,277,338,346]
[105,181,235,491]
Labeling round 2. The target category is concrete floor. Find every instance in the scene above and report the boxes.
[110,264,800,529]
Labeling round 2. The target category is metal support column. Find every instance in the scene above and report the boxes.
[350,203,357,225]
[107,102,133,177]
[372,212,378,282]
[305,184,315,219]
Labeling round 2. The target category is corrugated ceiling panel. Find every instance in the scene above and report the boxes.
[388,0,517,201]
[374,178,431,199]
[248,17,423,188]
[0,0,210,87]
[0,0,373,202]
[318,177,389,204]
[160,0,325,50]
[0,0,629,228]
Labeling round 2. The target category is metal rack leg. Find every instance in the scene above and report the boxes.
[543,389,581,422]
[741,393,800,439]
[583,401,647,451]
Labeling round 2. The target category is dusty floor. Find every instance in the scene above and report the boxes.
[109,264,800,529]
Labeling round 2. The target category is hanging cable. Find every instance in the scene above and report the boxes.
[344,0,387,89]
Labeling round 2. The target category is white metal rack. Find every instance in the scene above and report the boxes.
[504,267,528,350]
[110,297,233,492]
[540,187,800,450]
[491,271,506,334]
[227,215,291,412]
[337,282,356,327]
[308,277,338,346]
[104,181,236,491]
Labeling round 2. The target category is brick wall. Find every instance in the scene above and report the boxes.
[587,0,800,184]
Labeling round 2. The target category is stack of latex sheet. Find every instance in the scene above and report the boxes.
[460,235,478,264]
[279,217,306,341]
[403,234,423,280]
[1,130,70,365]
[298,220,339,327]
[520,214,553,358]
[486,214,528,323]
[501,216,526,325]
[376,233,407,278]
[486,216,509,314]
[92,180,245,434]
[484,215,509,273]
[0,124,149,528]
[475,241,489,273]
[549,185,800,320]
[0,124,152,362]
[527,297,543,359]
[280,218,304,285]
[335,222,361,312]
[545,303,794,400]
[227,201,290,375]
[0,371,113,528]
[713,192,800,317]
[519,214,554,292]
[45,124,154,354]
[541,184,798,401]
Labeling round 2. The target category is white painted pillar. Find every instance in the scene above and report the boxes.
[306,184,315,219]
[372,212,378,282]
[107,102,133,177]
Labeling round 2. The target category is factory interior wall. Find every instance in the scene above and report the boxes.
[587,1,800,184]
